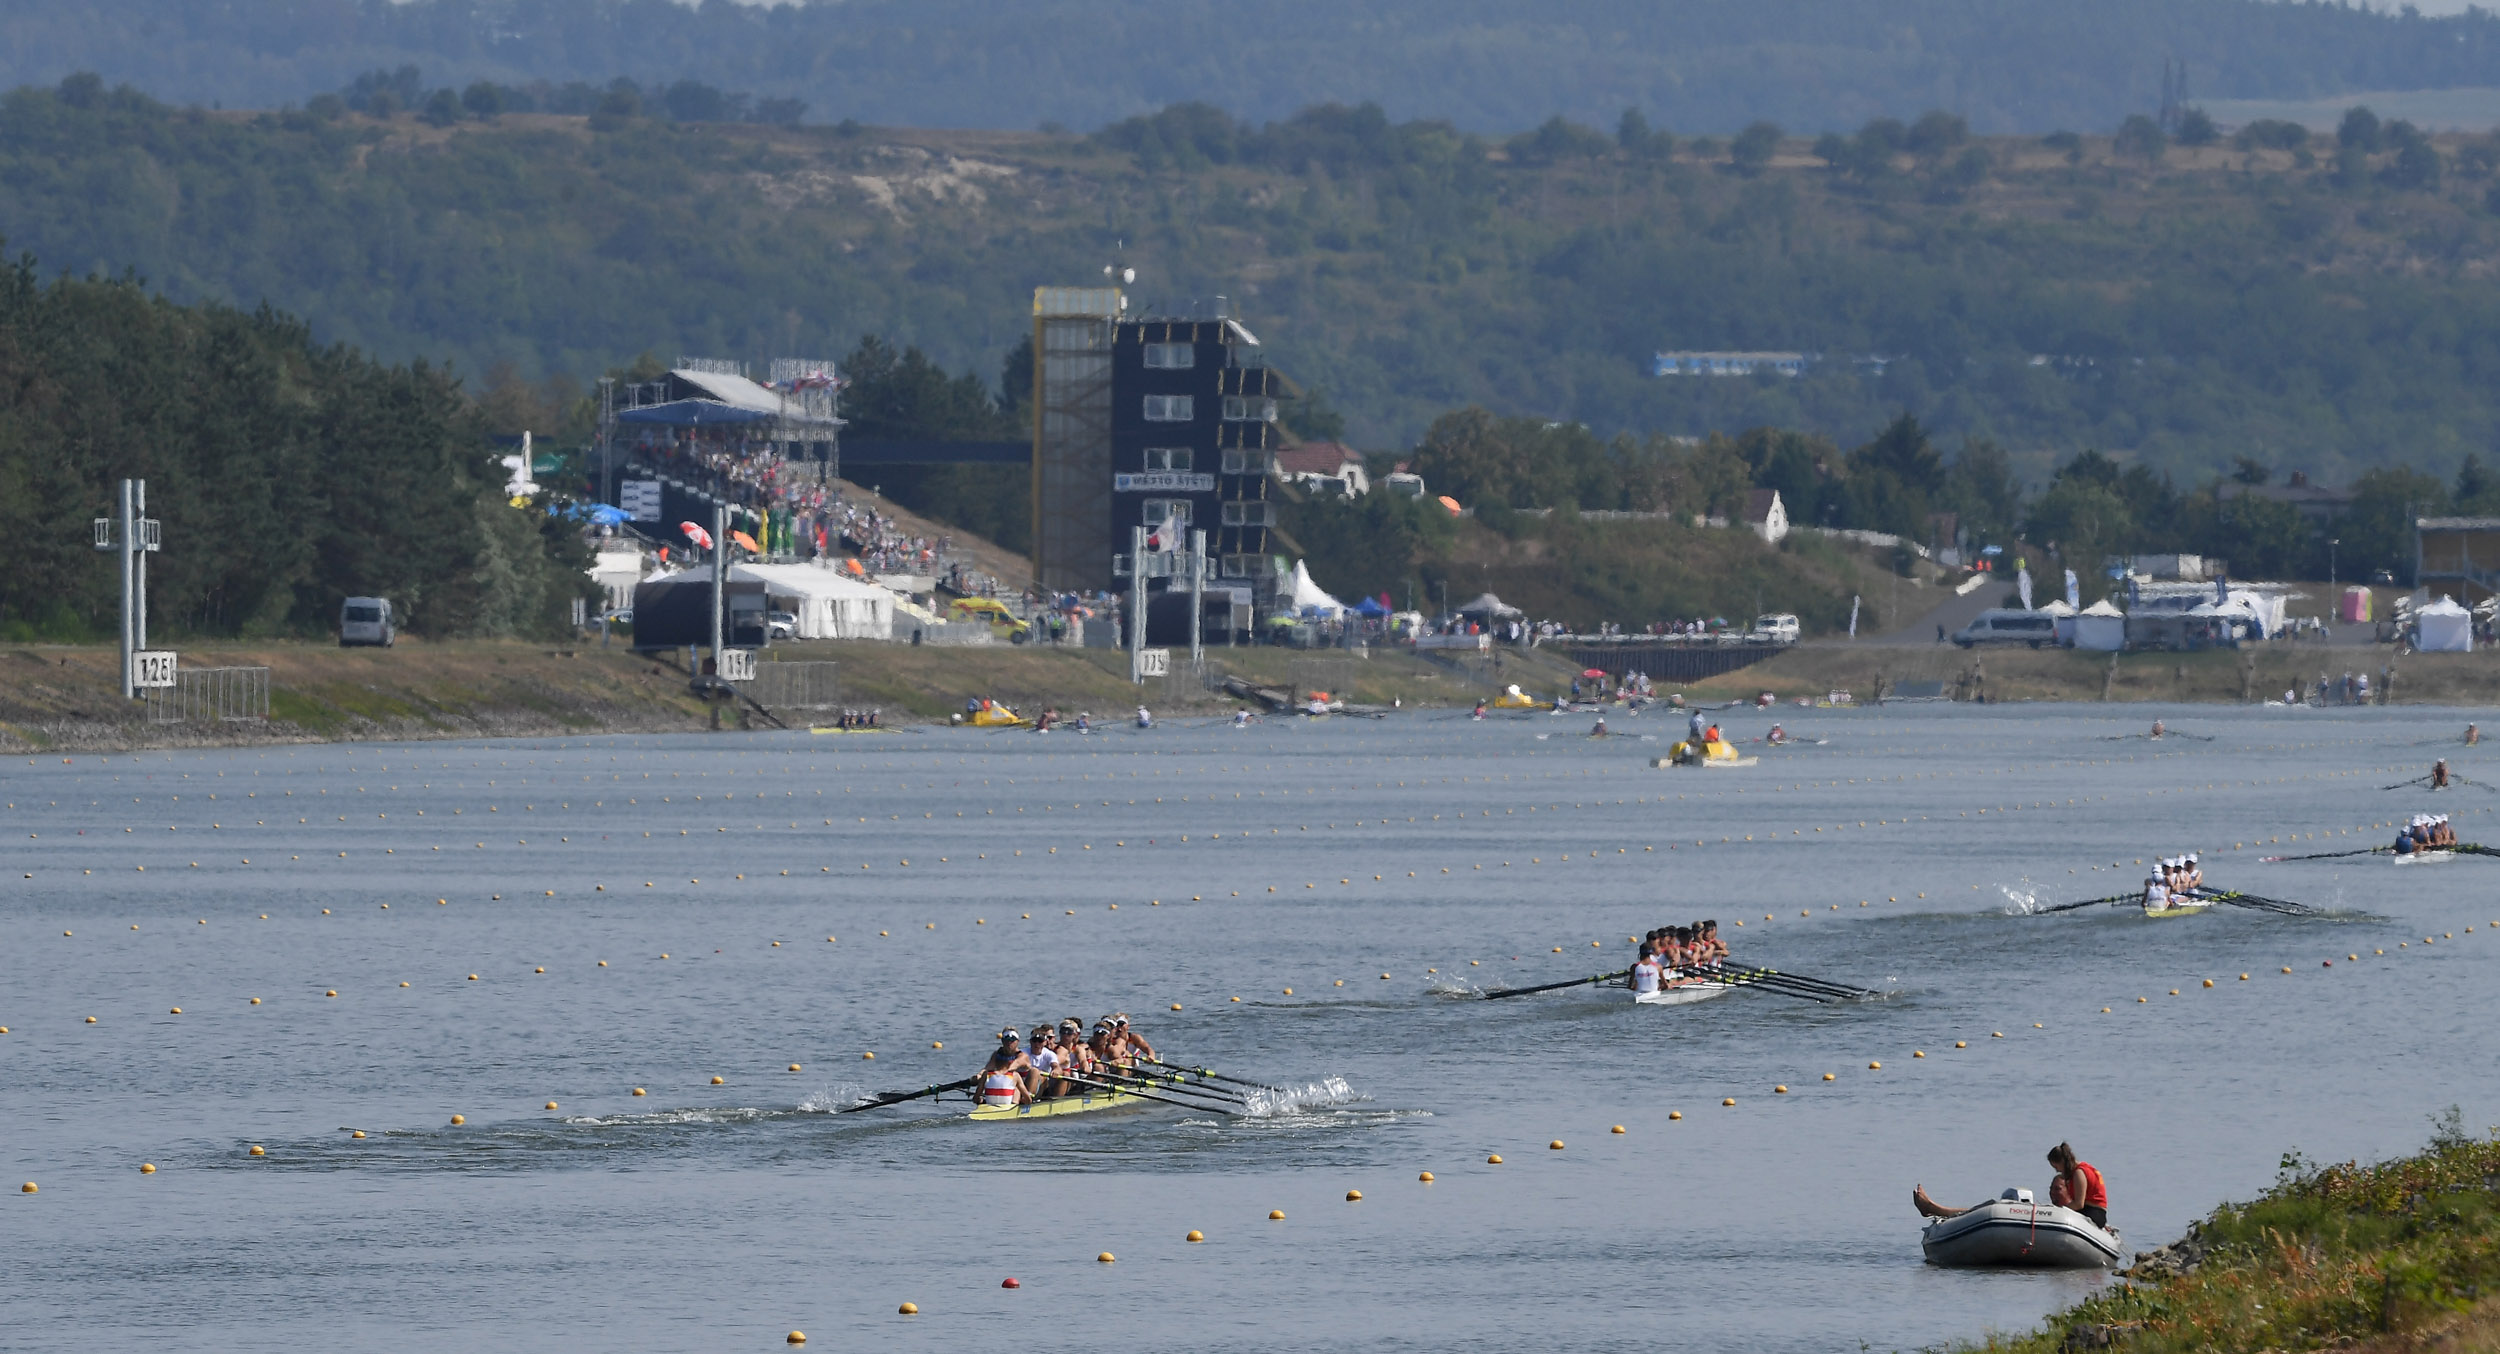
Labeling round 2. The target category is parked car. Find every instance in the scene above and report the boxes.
[339,596,395,647]
[1951,608,2058,648]
[1750,613,1801,643]
[766,610,799,641]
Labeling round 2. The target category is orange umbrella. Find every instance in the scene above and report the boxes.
[731,530,762,554]
[1436,495,1463,516]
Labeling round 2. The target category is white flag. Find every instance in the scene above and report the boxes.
[1848,594,1860,638]
[2065,569,2080,609]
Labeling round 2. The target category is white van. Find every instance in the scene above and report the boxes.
[1751,613,1801,643]
[1951,608,2057,648]
[340,597,396,648]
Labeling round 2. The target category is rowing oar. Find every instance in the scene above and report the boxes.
[1720,965,1879,1000]
[2382,774,2435,791]
[1091,1065,1247,1104]
[1139,1059,1287,1094]
[2192,889,2321,917]
[1708,969,1836,1003]
[1057,1072,1240,1115]
[1482,968,1631,1000]
[2260,845,2389,863]
[833,1075,980,1114]
[2033,891,2138,915]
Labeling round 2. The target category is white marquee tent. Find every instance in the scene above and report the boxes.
[731,562,894,639]
[2417,594,2473,652]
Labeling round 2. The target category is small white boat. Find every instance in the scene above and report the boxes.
[2393,849,2454,866]
[1634,980,1738,1006]
[1921,1189,2123,1269]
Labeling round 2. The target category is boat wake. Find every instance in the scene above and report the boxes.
[2000,884,2043,915]
[1426,976,1486,998]
[1238,1076,1360,1117]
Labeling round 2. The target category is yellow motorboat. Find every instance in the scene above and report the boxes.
[1659,739,1756,768]
[967,702,1027,728]
[1491,684,1550,710]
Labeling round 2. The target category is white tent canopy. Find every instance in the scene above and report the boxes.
[1287,560,1348,614]
[2072,597,2126,652]
[731,562,894,639]
[1455,591,1523,618]
[2417,594,2474,652]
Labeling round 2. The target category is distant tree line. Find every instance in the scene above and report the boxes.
[0,248,593,642]
[311,67,805,128]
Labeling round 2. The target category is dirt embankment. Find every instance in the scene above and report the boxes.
[0,639,1586,753]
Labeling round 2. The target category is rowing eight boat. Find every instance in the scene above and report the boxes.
[1634,980,1740,1006]
[966,1072,1197,1122]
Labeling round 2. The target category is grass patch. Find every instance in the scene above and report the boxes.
[1972,1113,2500,1353]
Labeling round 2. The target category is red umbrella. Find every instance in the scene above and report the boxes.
[680,521,715,550]
[1582,668,1608,679]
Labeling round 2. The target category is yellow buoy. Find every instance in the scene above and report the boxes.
[1611,1125,1625,1134]
[2203,979,2215,988]
[1913,1050,1926,1057]
[789,1064,802,1072]
[1549,1140,1565,1150]
[1346,1190,1362,1201]
[1487,1154,1504,1164]
[1955,1041,1967,1048]
[18,1183,32,1193]
[1722,1098,1736,1106]
[1419,1171,1435,1182]
[861,1052,874,1060]
[633,1089,646,1096]
[787,1333,806,1345]
[140,1163,156,1174]
[249,1145,265,1157]
[897,1302,918,1316]
[1097,1251,1116,1262]
[712,1076,725,1085]
[351,1131,366,1139]
[1269,1210,1285,1220]
[1187,1230,1205,1242]
[450,1115,465,1125]
[1669,1111,1683,1120]
[545,1102,559,1111]
[1823,1073,1836,1081]
[1869,1061,1882,1069]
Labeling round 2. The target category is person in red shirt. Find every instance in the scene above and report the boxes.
[1914,1142,2109,1228]
[2047,1142,2109,1227]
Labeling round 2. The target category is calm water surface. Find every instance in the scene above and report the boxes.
[5,703,2497,1351]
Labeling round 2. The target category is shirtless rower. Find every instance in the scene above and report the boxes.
[1113,1013,1158,1065]
[2434,758,2452,790]
[981,1028,1036,1108]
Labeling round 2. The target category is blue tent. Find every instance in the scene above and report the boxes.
[560,503,632,525]
[1352,595,1390,617]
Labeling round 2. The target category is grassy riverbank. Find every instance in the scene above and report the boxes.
[0,639,1584,752]
[1973,1119,2500,1354]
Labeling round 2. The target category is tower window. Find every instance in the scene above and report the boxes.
[1143,343,1196,370]
[1143,394,1194,422]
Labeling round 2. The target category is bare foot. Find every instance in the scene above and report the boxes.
[1914,1184,1965,1219]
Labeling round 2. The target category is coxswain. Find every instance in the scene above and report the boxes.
[1113,1013,1158,1065]
[1913,1142,2109,1228]
[2395,820,2418,855]
[981,1028,1035,1108]
[1628,945,1664,995]
[2433,758,2452,789]
[1075,711,1092,733]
